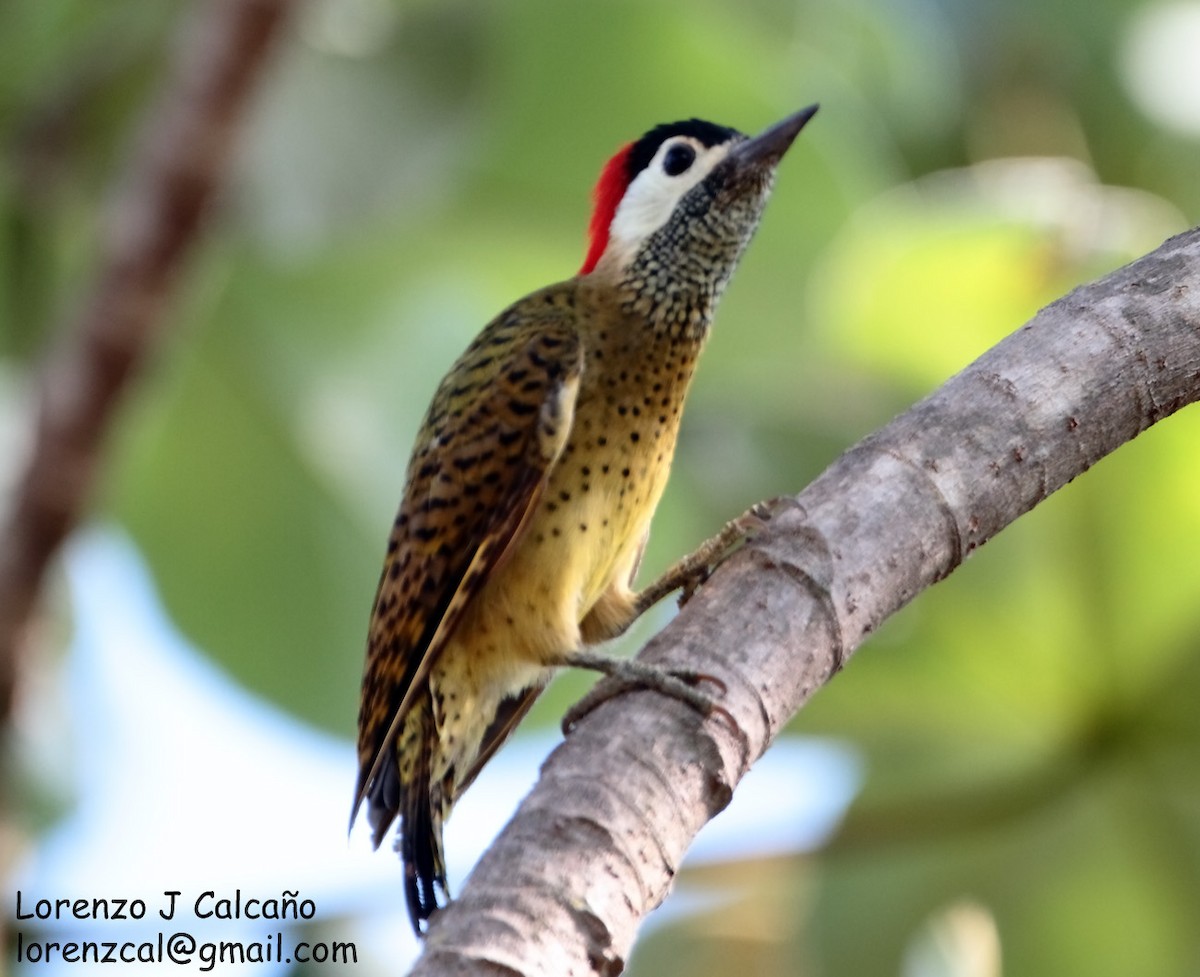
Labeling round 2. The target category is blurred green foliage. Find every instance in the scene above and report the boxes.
[3,0,1199,973]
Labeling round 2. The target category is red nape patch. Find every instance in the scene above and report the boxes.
[580,142,633,275]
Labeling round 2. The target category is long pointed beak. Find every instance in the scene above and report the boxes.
[732,104,819,168]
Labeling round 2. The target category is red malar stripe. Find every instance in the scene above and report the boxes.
[579,142,633,275]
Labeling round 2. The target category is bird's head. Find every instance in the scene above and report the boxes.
[579,105,817,327]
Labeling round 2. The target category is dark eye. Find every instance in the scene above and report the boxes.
[662,142,696,177]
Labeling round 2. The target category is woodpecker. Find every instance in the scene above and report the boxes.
[353,105,818,935]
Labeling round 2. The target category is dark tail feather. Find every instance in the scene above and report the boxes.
[365,760,399,849]
[396,706,449,936]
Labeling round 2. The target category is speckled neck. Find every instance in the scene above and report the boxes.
[616,166,774,341]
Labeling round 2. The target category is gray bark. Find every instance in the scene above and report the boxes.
[407,226,1200,976]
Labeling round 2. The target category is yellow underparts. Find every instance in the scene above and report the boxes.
[426,434,676,793]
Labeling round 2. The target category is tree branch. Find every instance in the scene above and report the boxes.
[0,0,293,721]
[407,226,1200,976]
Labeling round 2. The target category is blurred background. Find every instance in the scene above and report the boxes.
[3,0,1200,974]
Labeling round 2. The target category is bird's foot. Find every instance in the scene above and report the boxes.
[636,495,796,611]
[560,651,732,733]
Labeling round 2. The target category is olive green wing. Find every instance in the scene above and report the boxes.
[352,289,583,837]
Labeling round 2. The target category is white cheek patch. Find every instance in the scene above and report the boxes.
[605,142,730,262]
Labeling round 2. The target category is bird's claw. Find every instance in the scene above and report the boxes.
[676,568,711,607]
[562,665,733,734]
[674,495,797,607]
[741,494,802,535]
